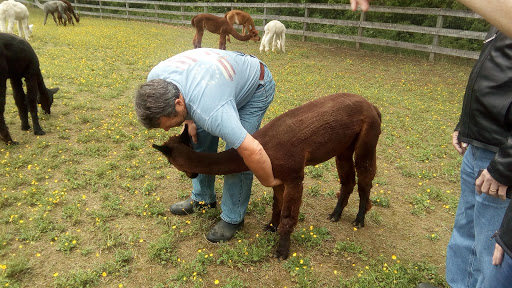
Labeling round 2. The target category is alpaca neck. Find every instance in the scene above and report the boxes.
[175,147,248,175]
[229,28,253,41]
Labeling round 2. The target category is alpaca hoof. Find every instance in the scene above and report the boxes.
[21,124,30,131]
[34,130,46,136]
[327,213,341,222]
[7,140,19,145]
[352,218,365,228]
[264,223,278,232]
[274,247,289,260]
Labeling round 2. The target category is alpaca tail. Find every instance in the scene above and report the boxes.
[191,15,197,27]
[33,0,44,9]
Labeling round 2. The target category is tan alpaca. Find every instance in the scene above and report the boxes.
[191,13,260,50]
[224,10,260,43]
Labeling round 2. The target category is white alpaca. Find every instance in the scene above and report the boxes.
[260,20,286,53]
[0,0,32,40]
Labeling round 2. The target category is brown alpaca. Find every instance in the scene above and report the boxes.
[224,10,260,43]
[191,13,260,50]
[153,93,382,259]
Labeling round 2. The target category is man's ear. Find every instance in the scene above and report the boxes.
[152,144,172,155]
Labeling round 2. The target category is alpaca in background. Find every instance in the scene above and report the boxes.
[34,0,71,26]
[224,10,260,43]
[0,33,59,145]
[260,20,286,53]
[59,0,79,24]
[0,0,32,40]
[191,13,260,50]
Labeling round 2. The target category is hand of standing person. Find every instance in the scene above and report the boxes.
[493,243,505,265]
[349,0,371,11]
[452,130,468,155]
[476,169,509,200]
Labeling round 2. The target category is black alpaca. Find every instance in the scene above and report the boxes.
[0,33,59,145]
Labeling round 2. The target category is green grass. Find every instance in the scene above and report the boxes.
[0,6,473,287]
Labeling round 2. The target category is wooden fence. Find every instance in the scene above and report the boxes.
[23,0,488,60]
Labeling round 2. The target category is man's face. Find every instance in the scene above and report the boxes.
[158,115,185,131]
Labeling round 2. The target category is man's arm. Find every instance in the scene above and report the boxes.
[458,0,512,38]
[236,133,282,187]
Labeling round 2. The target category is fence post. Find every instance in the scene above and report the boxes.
[303,4,309,42]
[430,15,444,62]
[154,3,159,22]
[125,1,129,20]
[356,11,365,50]
[204,7,207,13]
[263,6,267,27]
[99,0,102,19]
[180,3,184,23]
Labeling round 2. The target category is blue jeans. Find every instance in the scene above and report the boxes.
[190,64,275,224]
[446,145,511,288]
[483,250,512,288]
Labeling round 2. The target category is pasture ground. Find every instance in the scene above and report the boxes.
[1,7,474,288]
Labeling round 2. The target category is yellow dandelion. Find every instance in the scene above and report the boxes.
[214,280,219,285]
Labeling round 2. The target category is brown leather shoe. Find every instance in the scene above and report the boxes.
[169,197,216,215]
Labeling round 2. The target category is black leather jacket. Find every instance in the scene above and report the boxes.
[456,27,512,186]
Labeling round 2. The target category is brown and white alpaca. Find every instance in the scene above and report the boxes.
[260,20,286,53]
[0,33,59,145]
[59,0,79,24]
[224,10,260,43]
[153,93,381,259]
[0,0,32,40]
[191,13,260,50]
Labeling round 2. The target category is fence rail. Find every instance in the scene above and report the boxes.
[23,0,488,60]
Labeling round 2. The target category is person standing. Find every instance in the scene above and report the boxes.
[446,26,512,287]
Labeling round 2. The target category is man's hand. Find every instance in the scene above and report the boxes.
[492,243,505,266]
[452,131,468,155]
[237,134,282,187]
[350,0,371,11]
[476,169,509,200]
[183,120,197,143]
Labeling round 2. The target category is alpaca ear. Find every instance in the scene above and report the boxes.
[152,144,172,155]
[180,124,191,145]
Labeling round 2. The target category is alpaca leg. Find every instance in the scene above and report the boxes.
[193,30,203,49]
[7,18,14,34]
[328,149,357,222]
[51,13,58,25]
[0,78,15,144]
[43,13,48,25]
[265,31,274,52]
[265,184,284,232]
[22,20,31,40]
[259,33,267,52]
[218,34,227,50]
[352,131,379,227]
[276,182,304,260]
[10,78,30,131]
[0,16,5,32]
[24,77,45,135]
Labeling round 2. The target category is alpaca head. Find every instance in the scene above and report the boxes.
[38,87,59,114]
[152,124,199,179]
[250,29,260,42]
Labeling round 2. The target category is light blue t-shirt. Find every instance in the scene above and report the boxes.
[147,48,261,149]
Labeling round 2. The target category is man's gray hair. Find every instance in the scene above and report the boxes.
[134,79,181,129]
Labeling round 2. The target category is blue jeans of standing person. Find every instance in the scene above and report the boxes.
[189,64,275,224]
[446,145,511,288]
[483,250,512,288]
